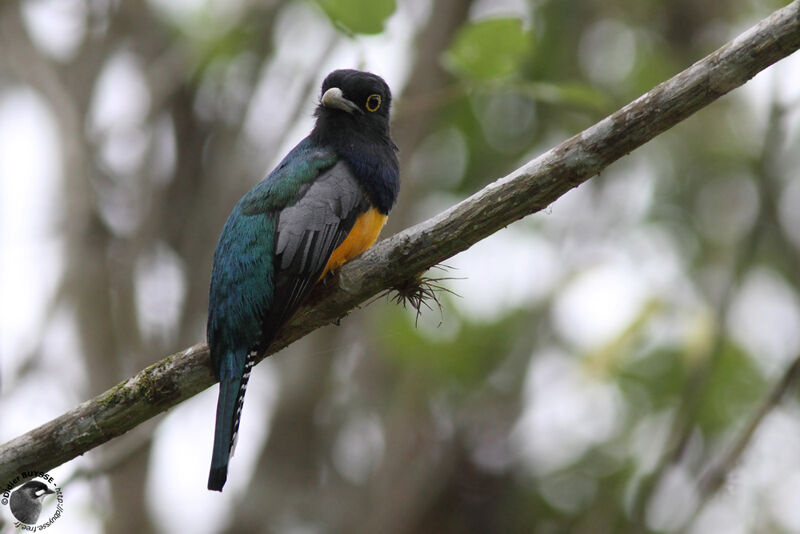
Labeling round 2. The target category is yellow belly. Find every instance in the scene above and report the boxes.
[321,207,387,279]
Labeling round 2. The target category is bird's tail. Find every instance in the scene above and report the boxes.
[208,351,255,492]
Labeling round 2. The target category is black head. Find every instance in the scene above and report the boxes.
[16,480,54,500]
[311,69,400,214]
[314,69,393,130]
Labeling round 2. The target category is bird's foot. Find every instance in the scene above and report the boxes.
[320,270,338,287]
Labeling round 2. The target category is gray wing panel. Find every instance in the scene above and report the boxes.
[266,161,369,330]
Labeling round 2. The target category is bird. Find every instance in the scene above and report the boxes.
[206,69,399,491]
[9,480,54,525]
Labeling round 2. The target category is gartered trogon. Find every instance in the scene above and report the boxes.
[206,69,399,491]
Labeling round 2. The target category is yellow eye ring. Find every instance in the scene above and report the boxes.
[366,94,381,112]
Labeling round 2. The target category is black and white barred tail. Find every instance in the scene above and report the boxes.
[208,349,257,492]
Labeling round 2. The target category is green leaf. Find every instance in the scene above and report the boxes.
[314,0,396,35]
[696,342,766,435]
[617,348,687,414]
[445,18,530,81]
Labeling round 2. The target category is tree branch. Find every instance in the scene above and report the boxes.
[698,354,800,497]
[2,0,799,489]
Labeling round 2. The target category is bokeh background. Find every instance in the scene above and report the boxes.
[2,0,800,532]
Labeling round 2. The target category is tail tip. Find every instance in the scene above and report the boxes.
[208,466,228,492]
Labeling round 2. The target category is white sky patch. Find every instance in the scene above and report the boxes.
[625,225,687,295]
[86,51,152,234]
[38,307,85,401]
[22,0,86,62]
[332,411,385,484]
[688,492,749,534]
[145,0,246,36]
[511,349,624,474]
[145,0,208,21]
[447,225,559,321]
[473,91,537,152]
[89,51,151,134]
[646,466,699,532]
[0,88,61,382]
[578,19,636,87]
[409,127,469,189]
[770,470,800,534]
[147,358,279,534]
[553,261,648,350]
[134,242,187,345]
[2,365,74,439]
[727,267,800,375]
[98,124,150,177]
[695,175,759,246]
[471,0,531,25]
[628,410,672,475]
[355,2,415,89]
[597,156,657,226]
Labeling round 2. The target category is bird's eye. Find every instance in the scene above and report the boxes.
[365,94,381,112]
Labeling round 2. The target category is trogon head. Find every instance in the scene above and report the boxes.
[314,69,393,137]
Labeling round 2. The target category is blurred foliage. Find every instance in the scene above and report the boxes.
[314,0,396,35]
[697,342,767,434]
[444,18,531,81]
[377,304,526,389]
[1,0,799,533]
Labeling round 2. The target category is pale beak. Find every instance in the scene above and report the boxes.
[321,87,361,114]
